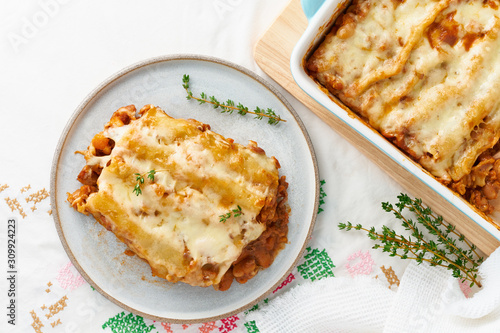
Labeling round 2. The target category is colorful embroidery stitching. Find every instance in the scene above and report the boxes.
[297,247,335,281]
[57,262,85,290]
[380,266,400,289]
[160,322,173,332]
[45,295,68,319]
[102,312,155,333]
[50,318,62,328]
[219,315,239,333]
[25,188,50,204]
[0,184,9,193]
[244,304,259,315]
[5,197,27,218]
[317,180,327,214]
[30,310,44,333]
[199,321,218,333]
[244,320,260,333]
[459,279,472,298]
[272,272,295,293]
[2,184,52,218]
[345,250,374,277]
[20,185,31,193]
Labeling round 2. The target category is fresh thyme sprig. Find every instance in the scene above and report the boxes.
[219,205,243,223]
[338,193,484,288]
[133,170,158,196]
[182,74,285,125]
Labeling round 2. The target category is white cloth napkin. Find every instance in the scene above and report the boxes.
[247,247,500,332]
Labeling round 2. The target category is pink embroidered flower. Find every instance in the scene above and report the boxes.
[345,250,374,277]
[459,279,472,298]
[56,262,85,290]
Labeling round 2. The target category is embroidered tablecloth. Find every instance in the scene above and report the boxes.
[0,1,486,332]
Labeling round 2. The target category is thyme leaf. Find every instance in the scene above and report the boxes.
[133,173,144,196]
[182,74,285,125]
[147,169,156,181]
[220,205,243,223]
[132,169,164,196]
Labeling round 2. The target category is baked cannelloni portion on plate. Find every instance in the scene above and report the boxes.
[306,0,500,218]
[67,104,289,291]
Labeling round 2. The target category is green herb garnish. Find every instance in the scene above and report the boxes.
[219,205,243,223]
[182,74,285,125]
[338,193,484,287]
[133,170,160,196]
[133,173,145,196]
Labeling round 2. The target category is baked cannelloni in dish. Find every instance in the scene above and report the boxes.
[307,0,500,218]
[67,104,289,290]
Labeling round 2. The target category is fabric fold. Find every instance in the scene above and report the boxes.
[247,276,394,333]
[247,247,500,332]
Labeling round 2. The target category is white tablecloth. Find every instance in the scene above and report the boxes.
[1,1,492,332]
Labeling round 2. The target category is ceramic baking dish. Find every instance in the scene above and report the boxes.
[290,0,500,244]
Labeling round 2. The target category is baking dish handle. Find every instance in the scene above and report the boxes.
[301,0,326,21]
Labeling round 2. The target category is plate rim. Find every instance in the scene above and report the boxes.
[50,53,320,323]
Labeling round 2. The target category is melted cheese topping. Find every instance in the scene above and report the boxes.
[81,106,280,287]
[308,0,500,183]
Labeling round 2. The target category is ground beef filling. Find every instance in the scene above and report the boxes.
[217,176,289,291]
[450,142,500,216]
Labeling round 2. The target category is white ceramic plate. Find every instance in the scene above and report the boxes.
[290,0,500,243]
[50,54,318,323]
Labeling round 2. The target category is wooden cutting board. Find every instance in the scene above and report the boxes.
[254,0,500,255]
